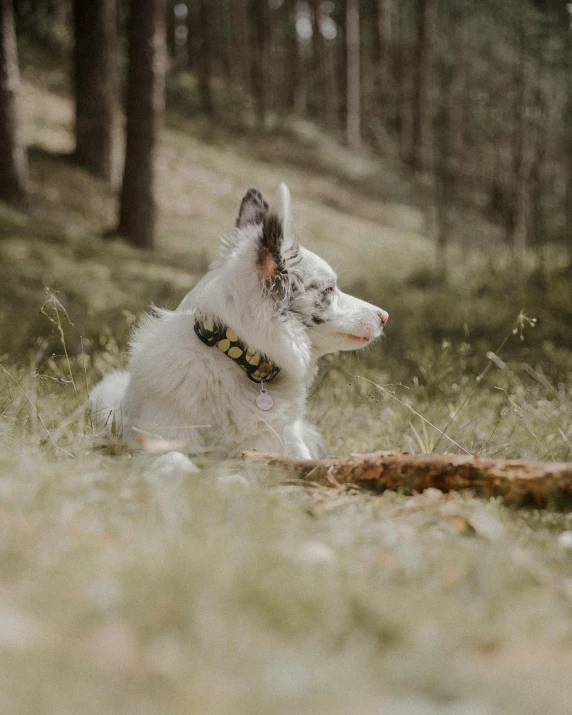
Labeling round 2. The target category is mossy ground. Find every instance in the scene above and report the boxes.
[1,73,572,714]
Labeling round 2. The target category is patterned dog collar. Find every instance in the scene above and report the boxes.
[194,317,281,384]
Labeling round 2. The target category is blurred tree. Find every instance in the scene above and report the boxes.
[248,0,269,128]
[564,6,572,266]
[166,0,175,60]
[393,1,409,158]
[374,0,393,123]
[509,0,528,254]
[73,0,115,181]
[527,22,550,263]
[433,0,455,283]
[0,0,27,205]
[213,0,231,81]
[282,0,300,112]
[308,0,324,118]
[117,0,166,249]
[334,0,347,130]
[229,0,249,91]
[411,0,435,171]
[196,0,214,115]
[186,0,197,69]
[345,0,360,148]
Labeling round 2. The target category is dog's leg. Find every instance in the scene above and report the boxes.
[89,369,130,434]
[285,420,326,459]
[151,451,200,475]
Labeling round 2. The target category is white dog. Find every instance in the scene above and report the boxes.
[90,183,388,465]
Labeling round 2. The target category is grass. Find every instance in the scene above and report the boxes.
[1,71,572,714]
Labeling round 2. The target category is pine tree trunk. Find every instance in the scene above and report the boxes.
[73,0,115,182]
[335,0,347,130]
[0,0,27,205]
[308,0,324,118]
[393,0,407,157]
[197,0,213,116]
[116,0,166,250]
[229,0,249,90]
[510,0,527,255]
[282,0,299,112]
[375,0,392,122]
[565,19,572,267]
[433,4,453,283]
[165,0,175,61]
[186,0,197,70]
[249,0,269,129]
[345,0,360,149]
[411,0,436,171]
[212,0,231,81]
[567,132,572,268]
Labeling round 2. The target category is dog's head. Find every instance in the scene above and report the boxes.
[211,183,388,359]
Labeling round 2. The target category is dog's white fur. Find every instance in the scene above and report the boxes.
[90,183,388,463]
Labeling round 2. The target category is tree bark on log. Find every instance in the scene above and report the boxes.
[243,451,572,509]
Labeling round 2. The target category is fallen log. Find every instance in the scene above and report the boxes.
[242,451,572,508]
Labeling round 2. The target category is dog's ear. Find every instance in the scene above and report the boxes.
[236,188,269,228]
[257,183,300,298]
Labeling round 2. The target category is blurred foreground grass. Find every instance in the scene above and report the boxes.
[0,73,572,714]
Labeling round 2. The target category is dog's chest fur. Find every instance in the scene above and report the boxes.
[123,308,310,457]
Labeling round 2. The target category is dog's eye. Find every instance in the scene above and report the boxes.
[324,285,336,294]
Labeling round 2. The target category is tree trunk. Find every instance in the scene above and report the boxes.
[186,0,197,70]
[73,0,115,182]
[243,451,572,509]
[308,0,324,118]
[196,0,214,116]
[434,70,451,282]
[165,0,175,60]
[433,1,457,283]
[393,0,408,158]
[565,17,572,267]
[0,0,27,205]
[249,0,269,129]
[528,88,547,263]
[345,0,360,149]
[375,0,393,122]
[282,0,299,112]
[116,0,166,250]
[335,0,347,130]
[509,0,527,255]
[447,1,466,190]
[411,0,436,171]
[229,0,249,91]
[213,0,231,81]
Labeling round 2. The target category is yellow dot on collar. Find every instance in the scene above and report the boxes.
[247,352,260,365]
[226,328,238,341]
[217,338,231,352]
[228,346,242,358]
[203,319,214,332]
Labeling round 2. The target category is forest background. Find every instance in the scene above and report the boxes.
[1,1,572,714]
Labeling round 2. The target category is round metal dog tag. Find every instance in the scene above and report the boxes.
[256,388,274,411]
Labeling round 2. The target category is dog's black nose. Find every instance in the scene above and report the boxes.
[378,310,389,326]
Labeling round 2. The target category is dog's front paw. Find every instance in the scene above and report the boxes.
[151,451,199,475]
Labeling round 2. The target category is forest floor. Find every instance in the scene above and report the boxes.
[1,69,572,714]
